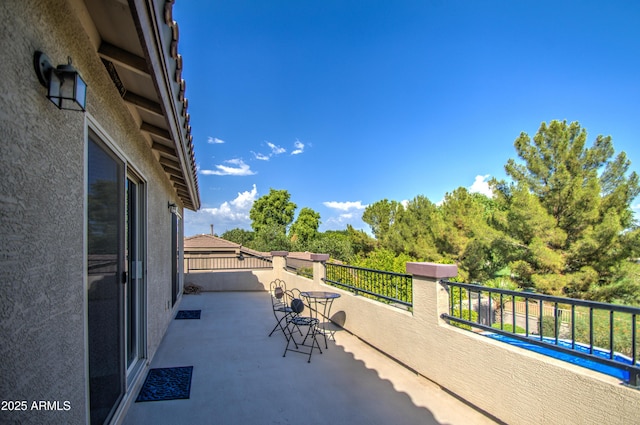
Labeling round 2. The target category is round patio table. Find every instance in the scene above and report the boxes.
[300,291,341,348]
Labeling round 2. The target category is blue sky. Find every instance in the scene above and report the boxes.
[174,1,640,237]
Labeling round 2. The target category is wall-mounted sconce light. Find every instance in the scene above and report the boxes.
[34,51,87,111]
[168,202,179,215]
[237,252,245,261]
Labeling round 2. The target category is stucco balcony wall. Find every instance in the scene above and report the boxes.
[184,270,274,292]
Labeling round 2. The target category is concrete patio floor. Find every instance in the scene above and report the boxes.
[122,291,499,425]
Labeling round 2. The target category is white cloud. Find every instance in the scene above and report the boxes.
[323,201,367,211]
[632,203,640,210]
[321,200,370,233]
[229,184,258,210]
[322,213,371,234]
[323,214,353,227]
[267,142,286,155]
[251,151,270,161]
[200,158,255,176]
[291,140,305,155]
[468,174,493,197]
[184,184,259,236]
[207,137,225,144]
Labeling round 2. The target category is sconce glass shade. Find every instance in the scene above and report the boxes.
[48,63,87,112]
[168,202,179,216]
[34,51,87,112]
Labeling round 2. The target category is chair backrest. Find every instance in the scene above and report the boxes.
[270,278,287,296]
[288,287,301,300]
[270,279,287,309]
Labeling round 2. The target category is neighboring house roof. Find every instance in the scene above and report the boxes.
[184,234,270,257]
[83,0,200,210]
[183,236,331,262]
[287,252,315,260]
[184,234,240,250]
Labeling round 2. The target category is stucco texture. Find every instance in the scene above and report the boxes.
[0,0,183,423]
[1,2,87,424]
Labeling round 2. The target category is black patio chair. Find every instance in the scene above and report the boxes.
[268,279,297,337]
[282,297,322,363]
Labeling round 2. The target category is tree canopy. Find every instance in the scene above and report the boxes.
[493,120,639,298]
[215,121,640,304]
[241,189,360,261]
[249,188,297,234]
[359,120,640,303]
[221,228,254,246]
[289,207,321,246]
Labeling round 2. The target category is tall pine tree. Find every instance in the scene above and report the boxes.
[494,120,639,299]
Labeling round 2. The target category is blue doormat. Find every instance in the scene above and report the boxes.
[135,366,193,402]
[175,310,201,319]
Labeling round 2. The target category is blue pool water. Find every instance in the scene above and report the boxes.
[484,333,633,382]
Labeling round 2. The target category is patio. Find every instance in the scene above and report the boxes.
[122,291,498,425]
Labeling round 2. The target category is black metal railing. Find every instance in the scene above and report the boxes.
[442,280,640,386]
[324,263,412,307]
[185,255,272,272]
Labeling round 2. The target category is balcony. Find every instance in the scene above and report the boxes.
[122,254,639,425]
[122,291,496,425]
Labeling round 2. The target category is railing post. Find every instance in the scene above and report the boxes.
[406,262,458,323]
[310,253,329,287]
[270,251,288,280]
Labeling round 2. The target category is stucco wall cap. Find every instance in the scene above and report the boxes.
[406,262,458,279]
[310,253,330,262]
[271,251,289,257]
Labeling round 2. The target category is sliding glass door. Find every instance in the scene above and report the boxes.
[87,132,147,424]
[87,134,124,425]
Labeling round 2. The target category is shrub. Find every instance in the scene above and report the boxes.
[450,309,479,331]
[492,323,526,334]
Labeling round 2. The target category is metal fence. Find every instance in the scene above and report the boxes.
[185,255,272,272]
[324,263,412,307]
[442,280,640,386]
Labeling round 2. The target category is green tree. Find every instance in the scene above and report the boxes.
[386,195,440,261]
[308,232,354,262]
[221,228,255,246]
[362,199,403,241]
[352,248,416,274]
[249,189,296,252]
[345,225,377,257]
[434,189,489,257]
[249,188,297,234]
[289,207,321,248]
[432,189,506,282]
[249,224,292,252]
[495,120,640,298]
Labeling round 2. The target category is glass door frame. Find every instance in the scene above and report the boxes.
[125,171,147,382]
[85,119,149,424]
[86,128,126,425]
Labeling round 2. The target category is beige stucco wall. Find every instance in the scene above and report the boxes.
[1,2,89,424]
[0,1,184,423]
[333,270,639,425]
[185,270,274,292]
